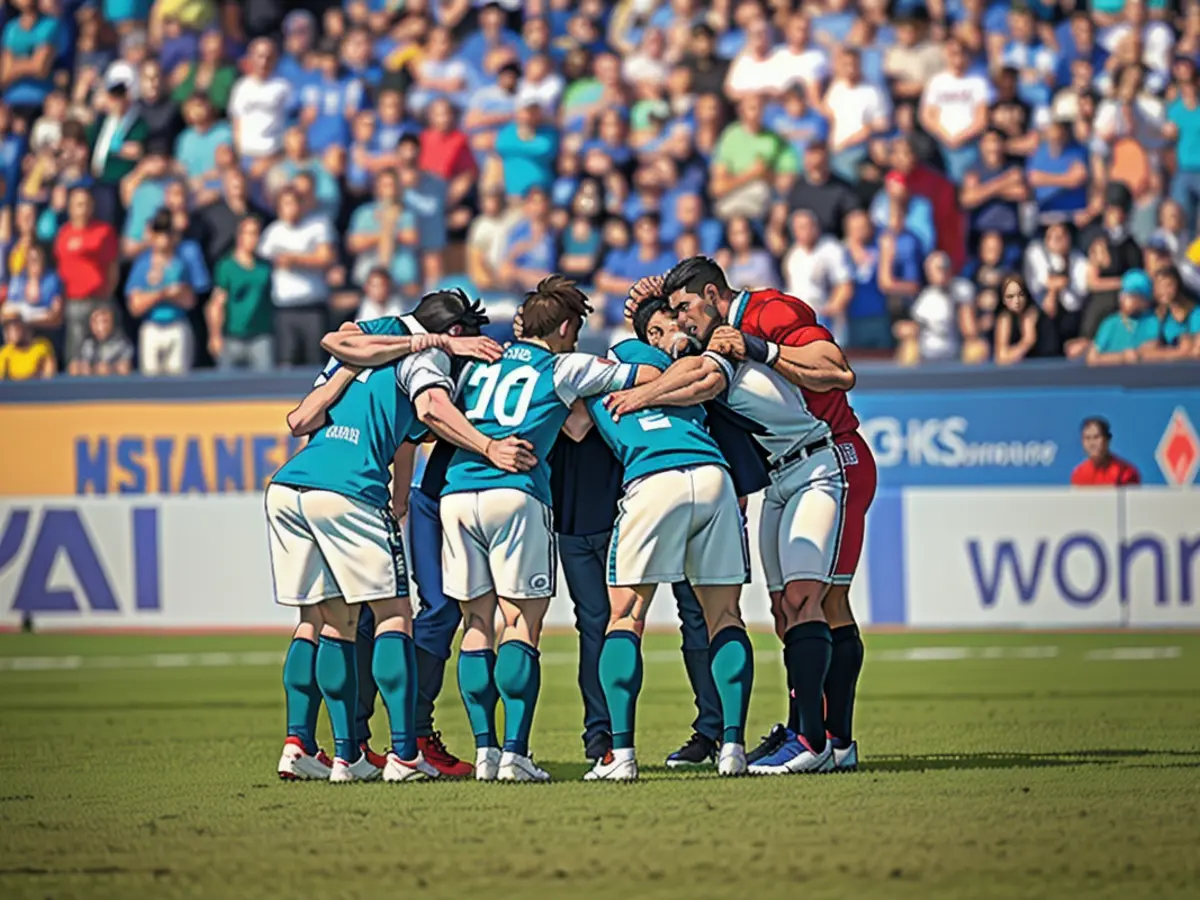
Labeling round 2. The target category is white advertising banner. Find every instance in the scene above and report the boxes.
[904,488,1126,628]
[1123,489,1200,628]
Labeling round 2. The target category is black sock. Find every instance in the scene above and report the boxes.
[415,646,445,738]
[825,625,864,746]
[783,622,832,754]
[785,667,799,733]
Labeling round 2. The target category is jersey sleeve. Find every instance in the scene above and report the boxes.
[551,352,638,405]
[313,355,342,387]
[748,296,835,348]
[397,348,453,399]
[699,351,735,396]
[358,316,405,336]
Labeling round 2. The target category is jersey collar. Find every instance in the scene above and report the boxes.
[399,314,426,335]
[727,290,750,329]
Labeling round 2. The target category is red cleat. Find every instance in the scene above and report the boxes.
[417,731,473,777]
[360,743,388,770]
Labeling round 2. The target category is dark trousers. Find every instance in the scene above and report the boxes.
[356,488,462,742]
[274,306,329,367]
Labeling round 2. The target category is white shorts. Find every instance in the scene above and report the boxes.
[265,484,408,606]
[759,445,848,592]
[608,465,747,587]
[440,488,556,601]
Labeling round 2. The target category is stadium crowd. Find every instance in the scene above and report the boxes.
[2,0,1200,381]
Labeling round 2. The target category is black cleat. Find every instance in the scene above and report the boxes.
[746,723,792,765]
[665,732,718,768]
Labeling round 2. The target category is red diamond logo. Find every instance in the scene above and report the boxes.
[1155,407,1200,486]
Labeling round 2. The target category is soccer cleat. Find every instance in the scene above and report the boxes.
[329,753,383,783]
[497,750,551,783]
[475,747,502,782]
[832,739,859,772]
[383,750,440,782]
[748,734,835,775]
[746,723,792,765]
[665,732,717,768]
[277,737,333,781]
[418,731,474,778]
[717,742,748,777]
[583,749,638,782]
[360,743,388,770]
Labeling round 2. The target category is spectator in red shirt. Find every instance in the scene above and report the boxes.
[1071,416,1141,486]
[892,136,967,272]
[52,187,120,363]
[419,97,478,234]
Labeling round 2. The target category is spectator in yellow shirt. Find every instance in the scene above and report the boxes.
[0,307,56,380]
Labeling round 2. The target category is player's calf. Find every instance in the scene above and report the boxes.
[821,585,864,769]
[368,596,439,782]
[457,594,501,779]
[314,599,374,778]
[494,596,552,781]
[695,586,754,777]
[590,586,652,782]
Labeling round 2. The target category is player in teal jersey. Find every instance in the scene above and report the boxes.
[268,289,535,784]
[560,304,753,780]
[440,276,661,783]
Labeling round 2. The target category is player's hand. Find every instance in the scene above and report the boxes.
[412,333,452,352]
[512,305,525,339]
[707,325,746,361]
[486,436,537,473]
[624,275,666,321]
[447,335,503,362]
[603,387,648,422]
[391,490,408,522]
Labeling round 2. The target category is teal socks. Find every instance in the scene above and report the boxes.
[316,635,359,762]
[598,630,643,751]
[282,637,321,754]
[709,627,754,745]
[457,648,499,748]
[494,640,541,756]
[372,631,418,760]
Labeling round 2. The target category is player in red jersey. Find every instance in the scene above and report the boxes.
[612,256,876,773]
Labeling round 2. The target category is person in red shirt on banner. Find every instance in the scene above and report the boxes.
[612,256,876,775]
[1071,417,1141,486]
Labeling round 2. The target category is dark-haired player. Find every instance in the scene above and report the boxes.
[614,258,876,774]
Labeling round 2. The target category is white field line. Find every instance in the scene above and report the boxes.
[0,645,1181,673]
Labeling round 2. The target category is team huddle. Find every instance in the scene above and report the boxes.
[264,255,876,783]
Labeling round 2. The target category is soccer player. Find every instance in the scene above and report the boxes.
[568,304,756,780]
[440,276,660,783]
[269,291,535,783]
[612,257,876,774]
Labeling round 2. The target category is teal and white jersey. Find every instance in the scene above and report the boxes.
[442,341,639,505]
[586,339,727,487]
[272,347,453,509]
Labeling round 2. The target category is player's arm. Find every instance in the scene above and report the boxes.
[322,329,503,368]
[414,387,537,473]
[603,355,728,421]
[709,307,856,393]
[561,399,594,442]
[286,362,361,437]
[390,441,417,521]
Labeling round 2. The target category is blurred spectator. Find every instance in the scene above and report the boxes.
[0,304,54,379]
[87,73,146,228]
[500,186,556,294]
[397,134,448,287]
[1,0,61,121]
[127,209,195,376]
[1168,62,1200,229]
[1138,264,1200,361]
[993,274,1062,366]
[894,251,974,366]
[1070,416,1141,486]
[54,187,119,363]
[257,185,335,366]
[465,185,513,294]
[1082,183,1143,338]
[822,47,890,183]
[870,170,935,258]
[725,17,779,99]
[228,38,292,180]
[1088,268,1154,366]
[961,129,1027,249]
[207,215,273,372]
[119,139,179,259]
[1025,222,1090,354]
[135,59,183,147]
[464,60,521,154]
[419,98,479,233]
[5,240,62,346]
[919,37,993,183]
[1028,116,1090,230]
[175,93,232,207]
[357,267,405,323]
[781,208,853,342]
[597,211,676,324]
[710,95,797,221]
[299,37,363,154]
[346,169,419,293]
[409,27,470,115]
[194,165,267,264]
[716,215,780,292]
[842,209,890,351]
[884,10,943,104]
[171,29,238,115]
[496,96,558,198]
[69,303,133,377]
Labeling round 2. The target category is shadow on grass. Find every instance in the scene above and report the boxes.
[864,748,1200,773]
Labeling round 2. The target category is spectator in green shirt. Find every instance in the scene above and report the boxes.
[710,94,799,222]
[86,75,148,231]
[205,215,274,371]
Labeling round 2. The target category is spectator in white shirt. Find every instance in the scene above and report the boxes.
[919,37,994,183]
[1024,221,1091,354]
[622,27,670,90]
[725,17,780,99]
[782,209,854,342]
[228,38,293,180]
[1093,63,1171,173]
[257,186,336,366]
[768,12,829,105]
[1099,0,1175,86]
[823,47,891,183]
[895,251,975,364]
[356,267,406,323]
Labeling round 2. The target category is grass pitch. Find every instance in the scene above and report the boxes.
[1,630,1199,900]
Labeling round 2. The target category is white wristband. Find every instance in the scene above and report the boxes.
[764,341,781,367]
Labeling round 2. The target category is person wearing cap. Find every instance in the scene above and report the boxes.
[1070,417,1141,487]
[0,304,55,380]
[1087,268,1155,365]
[86,69,148,229]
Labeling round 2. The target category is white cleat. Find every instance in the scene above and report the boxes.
[475,747,501,782]
[833,740,859,771]
[749,738,836,775]
[329,753,383,783]
[583,749,638,781]
[717,742,748,777]
[277,737,333,781]
[383,750,440,782]
[497,750,551,783]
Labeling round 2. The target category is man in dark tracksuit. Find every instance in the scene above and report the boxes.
[551,401,770,766]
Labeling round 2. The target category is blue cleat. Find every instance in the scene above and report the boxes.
[748,733,835,775]
[746,723,791,765]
